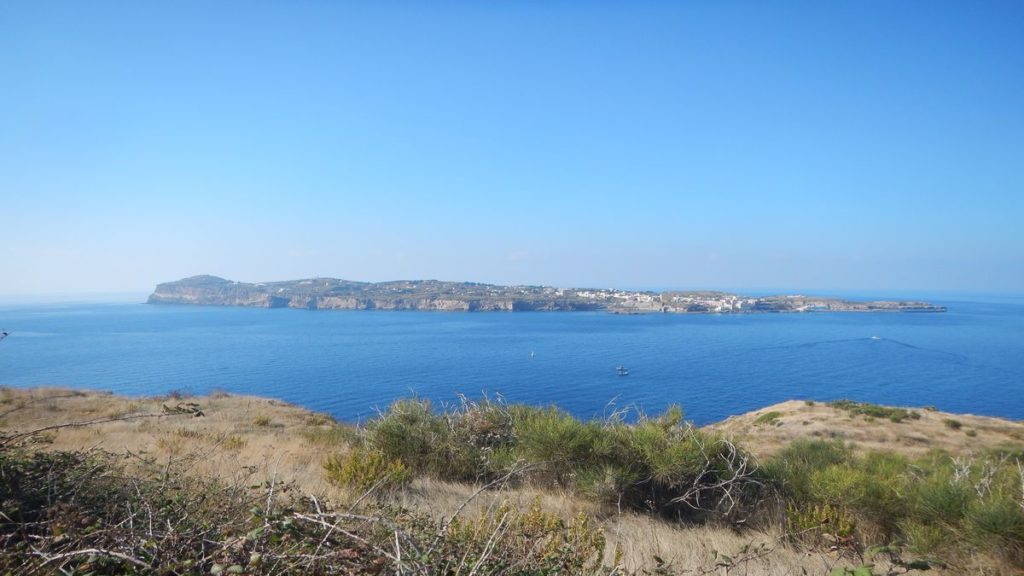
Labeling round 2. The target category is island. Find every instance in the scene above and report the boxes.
[147,275,946,313]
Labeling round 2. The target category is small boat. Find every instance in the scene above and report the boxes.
[869,336,881,341]
[615,365,629,376]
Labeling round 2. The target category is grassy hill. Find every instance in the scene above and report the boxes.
[2,387,1022,574]
[708,399,1024,459]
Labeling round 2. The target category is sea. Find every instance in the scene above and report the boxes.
[1,297,1022,425]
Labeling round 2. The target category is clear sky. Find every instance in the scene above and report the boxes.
[2,1,1022,296]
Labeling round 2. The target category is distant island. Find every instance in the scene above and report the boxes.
[147,275,946,314]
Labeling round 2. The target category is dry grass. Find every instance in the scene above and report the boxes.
[0,386,345,500]
[4,387,1009,574]
[708,399,1024,459]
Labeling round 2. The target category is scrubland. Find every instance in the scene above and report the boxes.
[2,387,1023,575]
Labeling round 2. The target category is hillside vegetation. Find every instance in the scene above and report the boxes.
[2,387,1022,575]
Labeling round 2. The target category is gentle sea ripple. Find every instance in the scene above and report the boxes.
[0,299,1022,425]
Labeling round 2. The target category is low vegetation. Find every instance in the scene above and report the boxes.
[763,440,1024,567]
[0,447,610,575]
[345,398,760,521]
[2,387,1023,574]
[754,410,784,426]
[828,400,922,424]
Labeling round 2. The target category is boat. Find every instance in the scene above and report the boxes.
[616,365,629,376]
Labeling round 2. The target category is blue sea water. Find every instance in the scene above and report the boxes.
[0,299,1022,425]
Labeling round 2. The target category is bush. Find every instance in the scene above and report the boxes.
[827,400,918,423]
[323,446,411,493]
[761,439,850,503]
[967,497,1024,563]
[364,397,496,482]
[446,498,607,573]
[754,411,783,426]
[910,480,970,526]
[900,519,948,554]
[765,440,1024,569]
[513,406,600,482]
[357,399,760,520]
[943,418,963,430]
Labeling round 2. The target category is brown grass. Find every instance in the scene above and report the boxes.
[708,399,1024,459]
[5,386,1011,574]
[0,386,344,499]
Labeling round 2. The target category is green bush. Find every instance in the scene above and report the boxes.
[761,439,850,502]
[765,439,1024,568]
[967,497,1024,559]
[899,519,948,554]
[827,400,919,423]
[323,446,411,493]
[513,406,600,480]
[910,480,970,526]
[356,399,759,519]
[363,398,474,481]
[754,411,783,426]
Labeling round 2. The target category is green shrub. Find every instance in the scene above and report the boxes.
[323,447,411,493]
[358,398,759,519]
[514,407,600,477]
[762,439,851,502]
[809,464,868,507]
[445,498,607,574]
[786,502,856,546]
[943,418,962,430]
[364,397,505,482]
[910,480,970,525]
[827,400,917,423]
[966,497,1024,561]
[900,519,948,554]
[754,411,783,426]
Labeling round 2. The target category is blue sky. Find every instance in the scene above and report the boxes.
[2,1,1022,296]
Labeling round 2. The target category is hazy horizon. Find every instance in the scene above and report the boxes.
[2,276,1021,306]
[3,2,1022,296]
